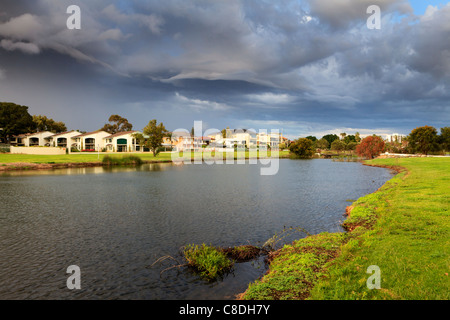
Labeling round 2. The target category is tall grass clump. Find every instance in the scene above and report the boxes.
[183,244,234,281]
[102,155,143,166]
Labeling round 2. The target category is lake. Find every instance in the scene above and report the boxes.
[0,159,393,299]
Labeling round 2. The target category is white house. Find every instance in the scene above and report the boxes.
[103,131,141,152]
[73,130,110,151]
[49,130,81,149]
[257,131,281,149]
[22,131,54,147]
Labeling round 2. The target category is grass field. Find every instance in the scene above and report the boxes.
[242,157,449,300]
[0,150,289,164]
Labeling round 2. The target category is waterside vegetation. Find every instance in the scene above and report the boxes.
[240,157,449,300]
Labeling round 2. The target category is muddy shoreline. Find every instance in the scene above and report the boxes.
[0,160,173,171]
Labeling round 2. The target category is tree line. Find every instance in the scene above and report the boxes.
[289,126,450,159]
[0,102,68,143]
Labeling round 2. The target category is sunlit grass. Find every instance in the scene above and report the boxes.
[242,157,450,300]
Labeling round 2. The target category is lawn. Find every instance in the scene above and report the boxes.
[242,157,449,300]
[0,150,289,164]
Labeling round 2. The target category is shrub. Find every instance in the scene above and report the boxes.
[102,155,143,166]
[289,138,314,159]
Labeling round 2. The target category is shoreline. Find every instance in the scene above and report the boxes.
[0,159,174,171]
[238,159,406,300]
[0,153,291,172]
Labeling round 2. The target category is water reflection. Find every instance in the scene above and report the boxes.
[0,163,173,177]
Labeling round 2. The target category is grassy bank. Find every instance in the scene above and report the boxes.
[241,157,449,300]
[0,150,289,165]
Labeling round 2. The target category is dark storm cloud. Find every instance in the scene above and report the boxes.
[0,0,448,137]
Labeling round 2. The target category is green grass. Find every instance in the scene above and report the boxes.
[0,150,289,165]
[242,157,450,300]
[183,244,234,281]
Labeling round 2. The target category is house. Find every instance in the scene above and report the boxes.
[49,130,80,149]
[20,131,54,147]
[73,130,110,151]
[207,129,257,149]
[103,131,141,152]
[257,131,282,149]
[9,133,28,146]
[231,129,257,147]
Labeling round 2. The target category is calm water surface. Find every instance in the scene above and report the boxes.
[0,159,393,299]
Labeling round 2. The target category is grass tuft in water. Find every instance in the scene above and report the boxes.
[183,244,234,281]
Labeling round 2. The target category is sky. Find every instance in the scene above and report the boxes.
[0,0,449,139]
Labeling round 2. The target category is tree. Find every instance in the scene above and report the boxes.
[343,135,356,144]
[356,135,385,159]
[305,136,317,142]
[316,138,329,150]
[331,140,345,151]
[322,134,339,149]
[439,127,450,152]
[355,132,361,143]
[346,141,358,151]
[143,119,167,156]
[32,115,67,133]
[101,114,133,134]
[289,138,314,159]
[406,126,438,155]
[0,102,35,143]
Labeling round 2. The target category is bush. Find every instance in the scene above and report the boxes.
[102,155,143,166]
[289,138,314,159]
[0,144,10,153]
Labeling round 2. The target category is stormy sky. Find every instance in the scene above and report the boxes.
[0,0,449,139]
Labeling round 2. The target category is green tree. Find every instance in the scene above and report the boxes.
[439,127,450,152]
[32,115,67,133]
[143,119,168,156]
[0,102,35,143]
[331,140,345,151]
[316,138,329,150]
[289,138,314,159]
[343,135,356,144]
[406,126,439,155]
[101,114,133,134]
[322,134,339,149]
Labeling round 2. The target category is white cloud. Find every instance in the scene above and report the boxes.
[174,92,234,112]
[246,92,297,104]
[0,39,40,54]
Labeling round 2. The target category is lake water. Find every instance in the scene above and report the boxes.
[0,159,393,299]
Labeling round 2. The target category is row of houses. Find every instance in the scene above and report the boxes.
[10,130,148,152]
[10,129,286,152]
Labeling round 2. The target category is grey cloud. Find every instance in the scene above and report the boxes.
[0,0,448,137]
[306,0,413,29]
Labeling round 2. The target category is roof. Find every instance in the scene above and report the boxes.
[73,130,109,138]
[104,130,139,139]
[49,130,78,138]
